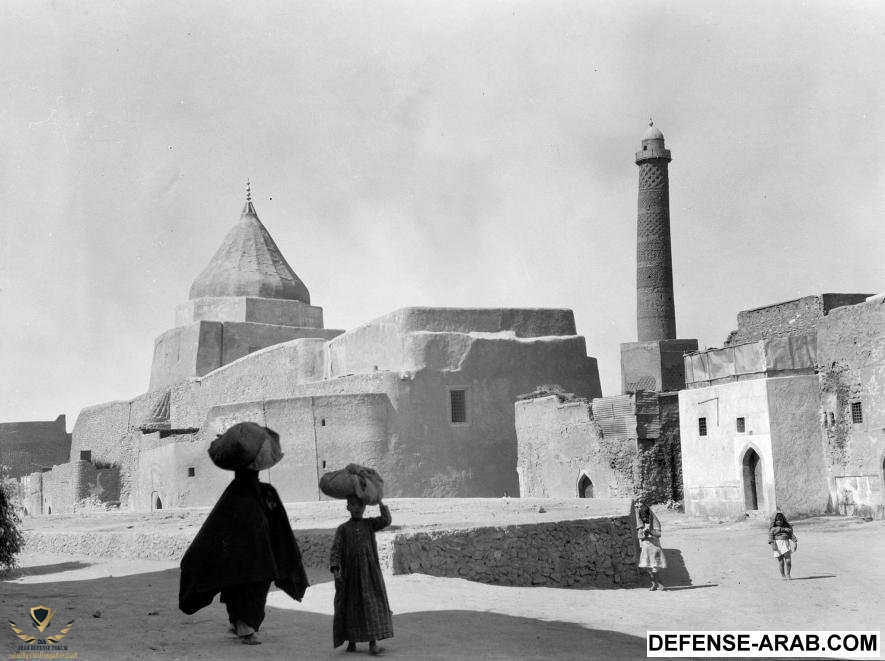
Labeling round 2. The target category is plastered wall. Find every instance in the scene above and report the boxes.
[680,379,776,519]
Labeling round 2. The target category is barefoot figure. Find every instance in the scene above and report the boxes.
[179,423,309,644]
[635,501,667,591]
[330,496,394,655]
[768,511,798,579]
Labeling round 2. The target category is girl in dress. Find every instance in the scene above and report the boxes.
[635,501,667,591]
[768,512,798,580]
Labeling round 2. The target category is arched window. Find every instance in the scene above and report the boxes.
[154,496,163,510]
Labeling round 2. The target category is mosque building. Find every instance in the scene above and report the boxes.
[18,185,602,513]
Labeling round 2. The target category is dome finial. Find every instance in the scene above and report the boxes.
[246,178,252,203]
[649,117,654,127]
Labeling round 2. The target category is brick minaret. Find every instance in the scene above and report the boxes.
[635,120,676,341]
[620,121,697,394]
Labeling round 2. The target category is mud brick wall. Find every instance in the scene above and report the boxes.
[389,516,638,588]
[727,294,870,346]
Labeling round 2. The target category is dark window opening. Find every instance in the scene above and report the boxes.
[154,496,163,510]
[578,474,593,498]
[851,401,863,424]
[321,418,326,426]
[736,417,746,433]
[187,467,195,477]
[450,389,467,424]
[322,460,326,469]
[698,417,707,436]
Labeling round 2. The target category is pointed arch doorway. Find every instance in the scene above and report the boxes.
[742,448,763,510]
[578,474,594,498]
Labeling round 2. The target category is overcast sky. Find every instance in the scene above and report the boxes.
[1,1,883,426]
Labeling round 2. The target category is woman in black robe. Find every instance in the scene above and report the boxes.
[179,423,309,644]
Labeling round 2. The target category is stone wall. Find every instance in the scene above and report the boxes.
[23,513,639,589]
[390,516,638,587]
[816,295,885,519]
[0,415,70,478]
[726,294,870,346]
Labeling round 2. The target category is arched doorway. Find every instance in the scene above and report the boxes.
[578,474,594,498]
[742,448,762,510]
[154,496,163,510]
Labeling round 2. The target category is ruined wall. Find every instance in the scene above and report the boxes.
[391,515,638,587]
[515,396,626,499]
[816,295,885,518]
[515,393,681,503]
[0,415,70,478]
[637,393,682,503]
[727,294,870,346]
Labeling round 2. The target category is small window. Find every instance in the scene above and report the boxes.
[698,417,707,436]
[321,418,326,427]
[450,389,467,424]
[736,417,746,433]
[828,412,835,427]
[187,467,195,477]
[851,402,863,424]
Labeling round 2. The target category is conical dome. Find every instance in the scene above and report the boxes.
[189,198,311,303]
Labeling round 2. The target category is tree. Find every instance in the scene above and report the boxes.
[0,481,24,570]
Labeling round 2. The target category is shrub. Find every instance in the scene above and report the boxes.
[0,482,24,570]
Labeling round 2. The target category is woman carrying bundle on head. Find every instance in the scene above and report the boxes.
[179,422,309,645]
[321,464,393,655]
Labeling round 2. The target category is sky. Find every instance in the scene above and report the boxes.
[1,1,883,427]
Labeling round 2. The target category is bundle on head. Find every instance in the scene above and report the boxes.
[209,422,283,471]
[319,464,384,505]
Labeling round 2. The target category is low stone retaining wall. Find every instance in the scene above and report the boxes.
[24,514,639,588]
[389,516,638,587]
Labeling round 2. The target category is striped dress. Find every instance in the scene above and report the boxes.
[330,504,394,648]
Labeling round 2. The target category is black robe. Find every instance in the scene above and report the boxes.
[179,470,309,617]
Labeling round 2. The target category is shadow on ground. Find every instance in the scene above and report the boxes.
[1,567,654,660]
[2,560,94,578]
[661,548,691,588]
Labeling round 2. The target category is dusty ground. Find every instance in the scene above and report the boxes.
[2,505,883,660]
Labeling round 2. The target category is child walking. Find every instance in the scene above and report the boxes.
[330,496,394,655]
[768,511,798,579]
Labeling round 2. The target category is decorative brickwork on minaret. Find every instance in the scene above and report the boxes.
[635,120,676,341]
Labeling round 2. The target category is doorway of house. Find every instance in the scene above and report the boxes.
[578,474,593,498]
[742,448,762,510]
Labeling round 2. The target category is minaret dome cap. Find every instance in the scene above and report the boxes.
[643,119,664,141]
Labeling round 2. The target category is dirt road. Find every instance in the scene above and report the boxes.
[2,510,882,660]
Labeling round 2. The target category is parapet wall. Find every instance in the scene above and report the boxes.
[727,294,870,345]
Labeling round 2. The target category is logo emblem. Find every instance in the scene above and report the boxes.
[8,605,74,645]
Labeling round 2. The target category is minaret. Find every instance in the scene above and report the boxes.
[634,119,676,341]
[620,120,697,394]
